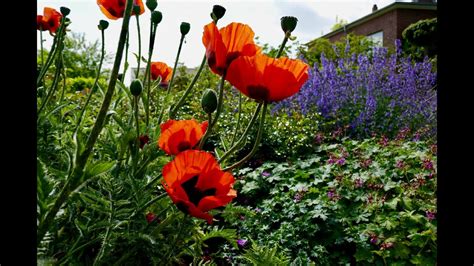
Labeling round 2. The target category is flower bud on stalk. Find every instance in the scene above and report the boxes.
[60,6,70,16]
[146,0,158,11]
[98,20,109,30]
[211,5,226,22]
[133,5,142,15]
[201,89,218,114]
[180,22,191,35]
[151,11,163,24]
[130,79,143,96]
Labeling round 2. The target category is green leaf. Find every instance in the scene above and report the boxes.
[84,161,115,179]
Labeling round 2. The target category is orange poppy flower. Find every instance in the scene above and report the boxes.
[37,7,62,34]
[202,22,260,76]
[150,62,173,86]
[97,0,145,20]
[225,53,309,102]
[162,150,237,224]
[158,119,208,155]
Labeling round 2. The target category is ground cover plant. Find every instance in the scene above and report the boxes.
[37,1,437,264]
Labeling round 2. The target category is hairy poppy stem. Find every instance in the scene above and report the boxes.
[198,71,227,149]
[37,0,135,245]
[73,28,106,136]
[219,102,262,163]
[135,14,142,79]
[223,102,267,171]
[134,96,140,137]
[40,29,44,66]
[276,36,289,58]
[168,54,207,119]
[156,33,185,126]
[37,16,67,86]
[122,32,130,82]
[230,92,243,147]
[143,21,158,128]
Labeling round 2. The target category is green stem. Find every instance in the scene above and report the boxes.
[218,102,262,163]
[37,16,67,86]
[40,28,44,66]
[74,29,106,136]
[276,35,289,58]
[37,47,64,117]
[135,14,142,79]
[144,22,158,128]
[198,71,226,149]
[169,54,207,119]
[230,92,242,147]
[134,96,140,138]
[37,0,135,245]
[223,102,267,171]
[122,32,130,82]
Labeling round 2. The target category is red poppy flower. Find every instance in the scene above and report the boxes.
[162,150,237,224]
[202,22,260,76]
[158,119,208,156]
[97,0,145,20]
[150,62,173,86]
[37,7,62,34]
[225,53,309,102]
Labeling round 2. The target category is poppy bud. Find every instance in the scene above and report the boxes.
[130,79,143,96]
[146,0,158,11]
[281,16,298,34]
[201,89,218,114]
[151,11,163,24]
[60,6,70,16]
[211,5,226,22]
[98,20,109,30]
[133,5,141,15]
[180,22,191,36]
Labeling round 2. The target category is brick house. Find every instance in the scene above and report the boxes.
[308,0,437,48]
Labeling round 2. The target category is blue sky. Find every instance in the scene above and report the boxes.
[38,0,396,72]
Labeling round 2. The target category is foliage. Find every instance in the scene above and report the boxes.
[225,136,437,264]
[330,16,348,31]
[300,33,376,66]
[275,40,437,140]
[402,18,437,59]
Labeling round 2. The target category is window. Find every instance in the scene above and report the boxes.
[367,31,383,47]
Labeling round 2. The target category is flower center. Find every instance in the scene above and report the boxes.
[181,175,216,206]
[247,85,269,102]
[177,141,192,152]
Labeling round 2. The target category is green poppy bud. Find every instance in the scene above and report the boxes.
[130,79,143,96]
[60,7,70,16]
[146,0,158,11]
[201,89,218,114]
[151,11,163,24]
[211,5,226,22]
[98,20,109,30]
[281,16,298,34]
[180,22,191,36]
[133,5,141,15]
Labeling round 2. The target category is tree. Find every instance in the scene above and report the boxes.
[330,16,348,31]
[402,18,437,59]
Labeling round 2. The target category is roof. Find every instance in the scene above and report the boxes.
[307,1,437,46]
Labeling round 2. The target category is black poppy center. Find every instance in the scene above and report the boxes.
[225,52,240,67]
[177,141,192,152]
[247,85,269,102]
[181,175,216,206]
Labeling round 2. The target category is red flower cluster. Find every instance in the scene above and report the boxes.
[158,120,236,224]
[202,22,309,103]
[37,7,62,35]
[150,62,173,87]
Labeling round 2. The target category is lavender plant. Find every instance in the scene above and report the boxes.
[273,40,437,139]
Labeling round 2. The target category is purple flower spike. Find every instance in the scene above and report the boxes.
[262,171,271,177]
[237,239,248,248]
[426,210,436,221]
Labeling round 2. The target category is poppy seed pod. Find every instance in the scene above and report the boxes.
[98,20,109,30]
[201,89,218,114]
[60,6,70,16]
[130,79,143,96]
[133,5,142,15]
[151,11,162,24]
[180,22,191,36]
[281,16,298,34]
[211,5,226,21]
[146,0,157,11]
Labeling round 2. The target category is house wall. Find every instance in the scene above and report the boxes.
[326,8,436,48]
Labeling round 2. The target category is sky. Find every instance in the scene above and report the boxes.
[37,0,398,77]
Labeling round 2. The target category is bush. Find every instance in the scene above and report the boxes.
[273,40,437,140]
[224,137,437,264]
